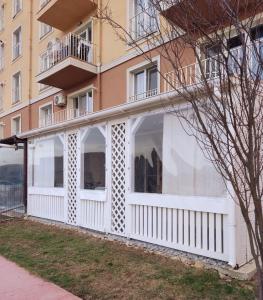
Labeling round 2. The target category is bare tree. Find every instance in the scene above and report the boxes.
[97,0,263,298]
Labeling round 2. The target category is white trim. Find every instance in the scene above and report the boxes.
[79,190,106,202]
[11,113,21,135]
[28,187,65,197]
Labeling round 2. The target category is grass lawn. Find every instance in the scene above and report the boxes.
[0,220,255,300]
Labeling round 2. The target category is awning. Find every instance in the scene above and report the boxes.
[0,135,27,146]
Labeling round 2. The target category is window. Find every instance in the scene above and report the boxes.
[40,22,52,39]
[12,72,21,103]
[202,43,221,79]
[13,26,22,59]
[12,115,21,135]
[40,0,50,9]
[133,0,157,40]
[0,4,4,31]
[0,42,4,70]
[29,135,64,188]
[13,0,22,17]
[132,64,158,101]
[0,83,3,110]
[250,24,263,79]
[0,124,3,139]
[39,103,52,127]
[81,127,106,190]
[72,90,93,117]
[227,35,243,74]
[132,112,226,197]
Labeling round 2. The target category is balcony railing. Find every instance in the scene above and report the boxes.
[39,108,91,128]
[129,7,158,41]
[40,33,94,73]
[129,88,158,102]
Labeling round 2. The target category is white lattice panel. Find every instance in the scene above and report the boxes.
[67,132,78,225]
[111,122,126,235]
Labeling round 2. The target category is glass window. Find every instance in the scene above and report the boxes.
[29,136,64,188]
[133,112,226,197]
[12,71,21,103]
[0,4,4,31]
[81,127,106,190]
[39,104,52,127]
[12,116,21,135]
[13,27,21,59]
[40,23,52,39]
[13,0,22,17]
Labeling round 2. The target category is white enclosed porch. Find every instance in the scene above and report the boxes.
[27,107,247,267]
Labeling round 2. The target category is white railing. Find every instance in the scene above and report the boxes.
[163,44,256,93]
[130,6,157,41]
[39,108,92,128]
[129,88,158,102]
[40,32,94,73]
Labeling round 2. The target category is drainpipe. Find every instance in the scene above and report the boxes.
[28,0,33,131]
[98,0,103,110]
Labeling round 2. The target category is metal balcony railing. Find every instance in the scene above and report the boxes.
[39,108,93,128]
[40,32,95,73]
[129,6,158,41]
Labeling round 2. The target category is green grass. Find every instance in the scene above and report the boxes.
[0,220,255,300]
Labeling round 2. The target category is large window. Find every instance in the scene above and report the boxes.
[133,0,157,40]
[81,127,106,190]
[132,64,158,101]
[13,0,22,17]
[40,22,52,39]
[72,90,93,117]
[12,26,22,60]
[29,135,64,188]
[132,112,226,197]
[12,115,21,135]
[39,103,52,127]
[12,71,21,103]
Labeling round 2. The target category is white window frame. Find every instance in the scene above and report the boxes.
[39,101,53,127]
[0,123,4,139]
[13,0,22,18]
[0,4,4,31]
[12,71,21,104]
[39,22,53,40]
[127,55,160,101]
[0,83,3,110]
[0,42,4,70]
[11,114,21,135]
[68,85,94,116]
[12,26,22,60]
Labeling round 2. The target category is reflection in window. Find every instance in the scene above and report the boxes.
[133,112,226,197]
[81,127,105,190]
[134,114,163,193]
[29,135,64,188]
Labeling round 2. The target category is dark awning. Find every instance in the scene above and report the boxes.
[0,135,27,146]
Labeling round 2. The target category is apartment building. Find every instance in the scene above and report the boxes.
[0,0,257,269]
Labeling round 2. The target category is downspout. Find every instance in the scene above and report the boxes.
[97,0,102,110]
[28,0,33,131]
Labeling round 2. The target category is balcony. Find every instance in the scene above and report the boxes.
[36,33,97,90]
[129,7,158,41]
[39,108,90,128]
[37,0,97,31]
[161,0,263,33]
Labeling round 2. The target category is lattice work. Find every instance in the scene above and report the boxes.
[67,132,78,225]
[111,122,126,235]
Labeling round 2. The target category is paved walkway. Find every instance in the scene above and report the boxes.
[0,256,81,300]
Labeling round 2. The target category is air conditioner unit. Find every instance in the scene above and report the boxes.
[54,93,66,107]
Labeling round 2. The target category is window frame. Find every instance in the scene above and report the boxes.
[13,0,22,18]
[11,114,21,135]
[12,71,21,104]
[39,102,53,127]
[12,26,22,60]
[39,22,53,40]
[127,56,160,101]
[68,86,94,116]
